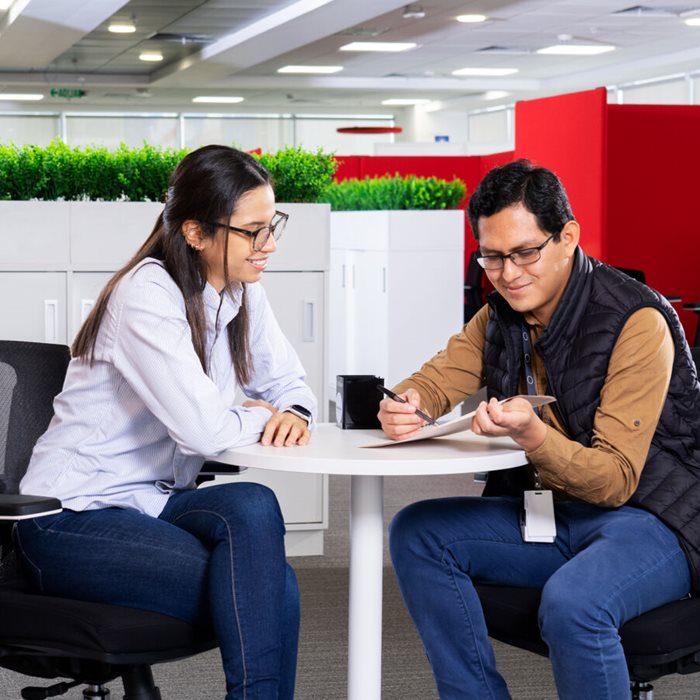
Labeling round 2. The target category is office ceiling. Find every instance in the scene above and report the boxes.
[1,0,700,113]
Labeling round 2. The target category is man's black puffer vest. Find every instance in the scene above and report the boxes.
[482,247,700,590]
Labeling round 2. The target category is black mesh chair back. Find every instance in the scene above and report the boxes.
[0,341,70,497]
[464,250,485,323]
[476,346,700,699]
[0,341,217,700]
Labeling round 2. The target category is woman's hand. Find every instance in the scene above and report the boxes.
[260,411,311,447]
[377,388,427,441]
[471,397,547,452]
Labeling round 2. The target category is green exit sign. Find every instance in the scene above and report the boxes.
[50,87,86,99]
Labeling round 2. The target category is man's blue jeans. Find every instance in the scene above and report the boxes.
[15,482,299,700]
[389,496,691,700]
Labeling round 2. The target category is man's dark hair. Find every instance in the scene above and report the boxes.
[467,159,574,241]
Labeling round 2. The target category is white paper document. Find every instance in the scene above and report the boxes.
[362,394,556,448]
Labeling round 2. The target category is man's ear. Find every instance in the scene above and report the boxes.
[561,219,580,255]
[182,220,204,251]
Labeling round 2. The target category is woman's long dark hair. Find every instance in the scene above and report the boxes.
[72,145,270,385]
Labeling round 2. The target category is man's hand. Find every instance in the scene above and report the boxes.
[471,397,547,452]
[378,388,429,441]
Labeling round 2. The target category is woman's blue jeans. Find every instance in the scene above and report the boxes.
[14,482,299,700]
[389,496,691,700]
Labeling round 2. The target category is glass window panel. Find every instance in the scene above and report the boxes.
[621,80,689,105]
[65,115,179,148]
[183,116,293,151]
[0,114,59,145]
[294,118,395,155]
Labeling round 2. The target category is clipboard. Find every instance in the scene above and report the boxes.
[361,394,556,448]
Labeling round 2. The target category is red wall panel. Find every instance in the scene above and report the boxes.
[515,88,608,260]
[606,105,700,339]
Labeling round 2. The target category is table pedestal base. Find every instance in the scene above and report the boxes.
[348,474,384,700]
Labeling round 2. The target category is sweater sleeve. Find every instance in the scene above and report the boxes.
[527,307,674,506]
[392,304,489,419]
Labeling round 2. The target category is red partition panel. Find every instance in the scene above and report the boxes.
[606,105,700,339]
[515,88,608,260]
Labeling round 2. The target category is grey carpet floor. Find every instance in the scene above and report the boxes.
[1,473,699,698]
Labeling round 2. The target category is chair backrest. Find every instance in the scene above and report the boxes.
[692,346,700,374]
[0,341,70,496]
[613,266,647,284]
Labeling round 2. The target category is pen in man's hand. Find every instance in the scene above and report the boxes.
[376,385,437,425]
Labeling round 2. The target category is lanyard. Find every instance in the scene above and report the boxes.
[520,322,542,417]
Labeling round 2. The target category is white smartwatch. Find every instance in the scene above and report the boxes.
[284,404,312,424]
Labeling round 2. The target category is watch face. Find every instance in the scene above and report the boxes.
[290,404,311,418]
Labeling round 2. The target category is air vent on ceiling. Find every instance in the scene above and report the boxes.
[148,32,210,44]
[611,5,699,17]
[334,27,382,37]
[476,45,531,55]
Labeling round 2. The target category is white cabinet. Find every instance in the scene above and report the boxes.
[330,210,465,404]
[0,201,330,556]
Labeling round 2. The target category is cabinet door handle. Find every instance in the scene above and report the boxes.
[342,263,346,289]
[302,299,316,342]
[382,267,387,293]
[81,298,95,322]
[44,299,58,343]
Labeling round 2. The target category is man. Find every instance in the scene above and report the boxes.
[380,160,700,700]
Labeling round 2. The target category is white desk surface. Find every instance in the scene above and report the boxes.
[217,422,527,476]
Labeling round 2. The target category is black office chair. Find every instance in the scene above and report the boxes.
[683,303,700,346]
[476,346,700,700]
[464,250,485,323]
[0,340,219,700]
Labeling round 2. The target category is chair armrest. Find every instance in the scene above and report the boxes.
[199,460,247,476]
[683,302,700,311]
[0,494,62,520]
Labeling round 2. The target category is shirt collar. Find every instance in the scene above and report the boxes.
[202,280,244,328]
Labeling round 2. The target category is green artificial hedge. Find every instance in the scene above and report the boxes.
[0,140,187,201]
[319,173,466,210]
[0,140,465,210]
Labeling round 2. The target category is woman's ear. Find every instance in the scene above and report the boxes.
[182,220,205,251]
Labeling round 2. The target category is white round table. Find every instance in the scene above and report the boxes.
[217,423,527,700]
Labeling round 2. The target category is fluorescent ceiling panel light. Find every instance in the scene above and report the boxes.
[456,14,487,23]
[685,17,700,25]
[108,22,136,33]
[483,90,510,100]
[277,65,343,74]
[0,93,43,101]
[339,41,416,52]
[381,98,431,105]
[452,67,518,76]
[0,0,13,9]
[139,51,163,62]
[192,96,244,104]
[537,44,615,55]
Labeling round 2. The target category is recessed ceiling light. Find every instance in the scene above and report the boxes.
[456,14,487,23]
[685,17,700,26]
[192,96,244,104]
[381,98,432,105]
[139,51,163,62]
[339,41,417,52]
[537,44,615,55]
[0,93,43,101]
[0,0,14,9]
[277,65,343,74]
[108,21,136,33]
[452,67,518,76]
[483,90,510,100]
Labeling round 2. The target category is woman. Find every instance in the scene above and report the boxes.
[15,145,316,699]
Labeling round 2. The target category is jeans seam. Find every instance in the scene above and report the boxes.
[171,508,248,700]
[440,550,503,700]
[14,525,43,592]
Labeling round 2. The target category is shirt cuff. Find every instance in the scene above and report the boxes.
[237,405,274,445]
